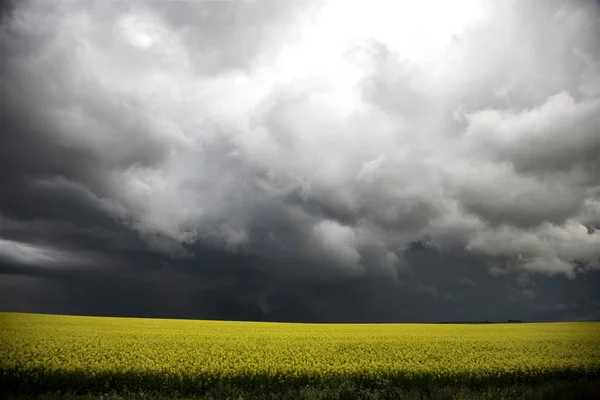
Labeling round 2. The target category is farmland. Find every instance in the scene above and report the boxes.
[1,312,600,399]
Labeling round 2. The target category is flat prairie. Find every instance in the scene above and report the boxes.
[2,312,599,399]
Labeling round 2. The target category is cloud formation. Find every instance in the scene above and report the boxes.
[1,0,599,322]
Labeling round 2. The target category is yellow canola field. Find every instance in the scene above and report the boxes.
[1,312,599,388]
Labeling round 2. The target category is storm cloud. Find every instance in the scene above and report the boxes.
[1,0,599,322]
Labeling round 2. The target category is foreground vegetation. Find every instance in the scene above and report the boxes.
[1,313,600,398]
[4,380,600,400]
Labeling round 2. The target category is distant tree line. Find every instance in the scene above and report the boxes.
[436,320,525,324]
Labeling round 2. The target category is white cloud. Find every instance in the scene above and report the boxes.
[313,220,362,274]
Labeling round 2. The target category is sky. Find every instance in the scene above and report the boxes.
[1,0,599,323]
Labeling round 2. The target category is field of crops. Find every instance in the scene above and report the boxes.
[1,312,600,397]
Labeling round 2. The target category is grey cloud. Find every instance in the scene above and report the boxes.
[443,0,600,111]
[455,277,477,287]
[0,238,99,268]
[416,284,439,298]
[1,0,600,322]
[359,42,430,118]
[151,0,320,75]
[453,162,585,228]
[464,92,600,181]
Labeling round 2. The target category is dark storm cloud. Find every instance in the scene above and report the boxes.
[1,0,600,322]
